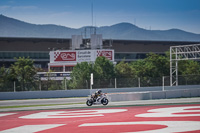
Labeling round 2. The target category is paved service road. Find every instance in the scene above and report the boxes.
[0,103,200,133]
[0,97,200,112]
[0,97,86,107]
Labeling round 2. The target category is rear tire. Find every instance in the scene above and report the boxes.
[86,99,93,106]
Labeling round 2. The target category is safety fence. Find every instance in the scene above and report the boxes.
[0,75,200,92]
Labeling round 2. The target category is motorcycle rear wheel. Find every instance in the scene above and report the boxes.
[86,99,93,106]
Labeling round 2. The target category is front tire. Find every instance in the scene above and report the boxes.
[101,98,109,105]
[86,99,93,106]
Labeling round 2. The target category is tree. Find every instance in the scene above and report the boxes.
[178,60,200,85]
[0,66,12,91]
[115,60,134,78]
[69,62,93,89]
[67,51,200,89]
[129,53,170,87]
[92,56,116,88]
[179,60,200,75]
[68,57,115,89]
[10,57,36,91]
[144,53,170,77]
[130,59,146,77]
[115,60,139,88]
[93,56,115,79]
[130,53,169,78]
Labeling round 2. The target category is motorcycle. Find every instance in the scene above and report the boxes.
[86,93,109,106]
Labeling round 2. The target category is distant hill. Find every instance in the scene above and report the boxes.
[0,15,200,41]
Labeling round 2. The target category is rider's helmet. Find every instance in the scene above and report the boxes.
[98,89,102,94]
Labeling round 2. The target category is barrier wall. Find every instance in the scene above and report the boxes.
[108,88,200,102]
[0,89,90,100]
[0,85,200,100]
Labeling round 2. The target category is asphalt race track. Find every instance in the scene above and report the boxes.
[0,98,200,133]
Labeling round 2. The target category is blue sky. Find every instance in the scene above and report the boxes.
[0,0,200,34]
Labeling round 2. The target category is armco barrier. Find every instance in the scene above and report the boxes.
[0,89,90,100]
[108,88,200,102]
[151,91,166,99]
[108,92,151,102]
[0,85,199,100]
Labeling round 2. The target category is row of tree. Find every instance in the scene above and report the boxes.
[68,52,200,89]
[0,57,36,91]
[0,52,200,91]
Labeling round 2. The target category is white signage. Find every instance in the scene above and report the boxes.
[77,50,92,62]
[91,73,93,85]
[50,49,114,63]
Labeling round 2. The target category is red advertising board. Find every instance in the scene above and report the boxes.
[54,52,76,62]
[97,50,112,60]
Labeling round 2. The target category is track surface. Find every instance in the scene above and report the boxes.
[1,97,200,112]
[0,103,200,133]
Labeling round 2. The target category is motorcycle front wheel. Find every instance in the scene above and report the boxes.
[101,98,109,105]
[86,99,93,106]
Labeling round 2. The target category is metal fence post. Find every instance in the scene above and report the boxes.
[39,80,41,91]
[115,78,117,88]
[138,77,140,88]
[162,76,165,91]
[86,80,88,89]
[64,78,67,90]
[14,81,16,92]
[90,73,93,95]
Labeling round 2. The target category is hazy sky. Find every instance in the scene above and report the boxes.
[0,0,200,34]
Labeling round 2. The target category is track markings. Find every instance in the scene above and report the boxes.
[136,106,200,117]
[19,109,127,119]
[0,105,200,133]
[79,121,200,133]
[0,113,16,117]
[0,124,65,133]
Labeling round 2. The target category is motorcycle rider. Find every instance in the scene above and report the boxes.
[86,89,108,106]
[93,89,103,102]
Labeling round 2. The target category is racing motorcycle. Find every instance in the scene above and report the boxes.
[86,93,109,106]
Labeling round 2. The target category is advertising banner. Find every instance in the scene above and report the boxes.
[54,51,76,62]
[96,50,113,60]
[50,49,114,63]
[77,50,93,62]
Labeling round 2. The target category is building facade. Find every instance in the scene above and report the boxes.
[0,37,199,70]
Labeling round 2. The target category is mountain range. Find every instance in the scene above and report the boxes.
[0,15,200,41]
